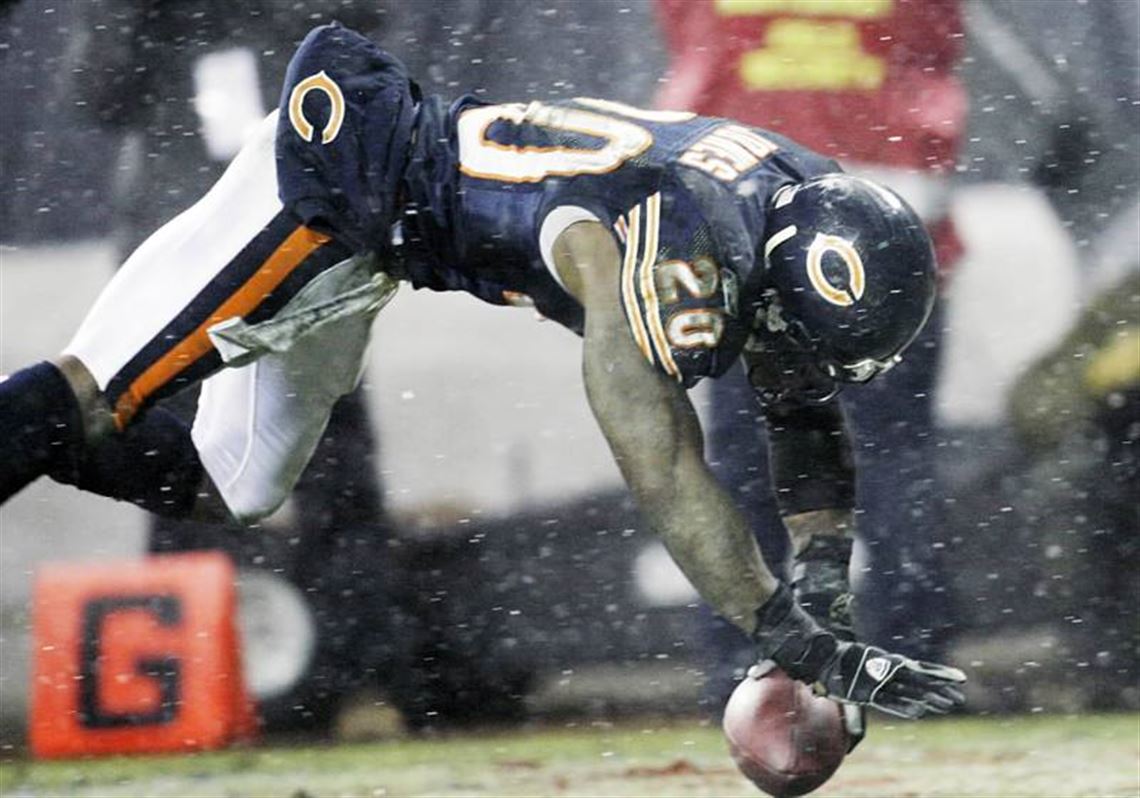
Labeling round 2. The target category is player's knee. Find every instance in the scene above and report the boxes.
[191,424,298,525]
[194,438,297,525]
[223,488,289,526]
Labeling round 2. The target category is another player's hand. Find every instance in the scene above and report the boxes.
[817,642,966,719]
[752,583,966,721]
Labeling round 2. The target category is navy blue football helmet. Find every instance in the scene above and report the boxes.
[746,174,937,404]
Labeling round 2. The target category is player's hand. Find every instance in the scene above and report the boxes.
[752,583,966,721]
[817,642,967,719]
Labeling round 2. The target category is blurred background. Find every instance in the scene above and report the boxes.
[1,0,1136,749]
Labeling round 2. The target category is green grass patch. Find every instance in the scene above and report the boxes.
[2,713,1137,797]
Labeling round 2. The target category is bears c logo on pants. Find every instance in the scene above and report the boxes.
[288,70,345,144]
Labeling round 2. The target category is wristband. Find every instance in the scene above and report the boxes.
[751,582,839,682]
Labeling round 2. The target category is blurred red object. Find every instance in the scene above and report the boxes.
[654,0,966,171]
[655,0,965,284]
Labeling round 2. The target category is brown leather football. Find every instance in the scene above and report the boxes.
[722,664,848,797]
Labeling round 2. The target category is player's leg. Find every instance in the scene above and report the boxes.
[0,355,216,517]
[0,279,375,522]
[841,302,948,658]
[1,111,354,507]
[699,363,789,711]
[0,274,377,522]
[65,112,350,430]
[0,359,99,502]
[191,274,386,523]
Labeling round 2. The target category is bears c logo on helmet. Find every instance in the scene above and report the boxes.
[288,70,345,144]
[806,233,865,307]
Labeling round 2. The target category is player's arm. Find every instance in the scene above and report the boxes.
[762,399,862,741]
[553,220,778,630]
[763,399,858,637]
[554,220,966,719]
[755,398,966,718]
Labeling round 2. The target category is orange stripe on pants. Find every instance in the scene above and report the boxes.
[112,225,332,429]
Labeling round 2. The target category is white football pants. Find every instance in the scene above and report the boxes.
[64,113,377,523]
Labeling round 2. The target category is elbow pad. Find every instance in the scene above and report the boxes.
[763,399,855,516]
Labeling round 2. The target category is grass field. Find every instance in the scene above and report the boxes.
[1,713,1137,798]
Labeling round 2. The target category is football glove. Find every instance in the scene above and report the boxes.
[819,642,967,719]
[753,583,966,720]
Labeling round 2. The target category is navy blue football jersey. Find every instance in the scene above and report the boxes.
[277,24,840,387]
[398,96,840,386]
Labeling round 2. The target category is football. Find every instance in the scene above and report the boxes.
[722,664,848,797]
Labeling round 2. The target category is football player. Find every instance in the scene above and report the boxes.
[0,24,965,722]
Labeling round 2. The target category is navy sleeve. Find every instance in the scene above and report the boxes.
[275,23,419,252]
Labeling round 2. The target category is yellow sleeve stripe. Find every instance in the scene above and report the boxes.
[638,193,681,380]
[620,203,655,366]
[614,214,629,244]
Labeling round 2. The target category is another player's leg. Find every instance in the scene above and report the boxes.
[699,365,789,713]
